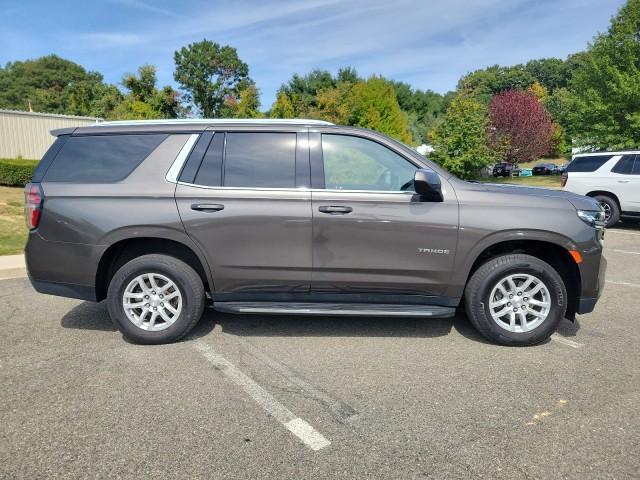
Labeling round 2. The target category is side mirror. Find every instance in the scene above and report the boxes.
[414,168,443,202]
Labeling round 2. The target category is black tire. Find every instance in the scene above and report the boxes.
[464,254,567,346]
[107,254,205,344]
[594,194,620,228]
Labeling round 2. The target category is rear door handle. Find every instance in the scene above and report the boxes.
[318,205,353,215]
[618,180,630,183]
[191,203,224,212]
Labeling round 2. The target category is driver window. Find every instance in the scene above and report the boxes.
[321,134,417,191]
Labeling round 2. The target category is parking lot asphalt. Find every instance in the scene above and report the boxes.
[1,226,639,479]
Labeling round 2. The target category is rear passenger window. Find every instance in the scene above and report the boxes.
[44,134,167,183]
[566,155,611,173]
[223,133,296,188]
[612,155,636,174]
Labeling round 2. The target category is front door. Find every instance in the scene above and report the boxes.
[175,130,312,297]
[310,131,458,300]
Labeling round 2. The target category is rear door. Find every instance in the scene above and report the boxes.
[175,128,313,297]
[309,130,459,300]
[611,154,640,212]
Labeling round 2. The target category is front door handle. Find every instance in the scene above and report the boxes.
[318,205,353,215]
[191,203,224,212]
[618,180,630,183]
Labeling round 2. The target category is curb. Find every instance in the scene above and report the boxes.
[0,254,27,280]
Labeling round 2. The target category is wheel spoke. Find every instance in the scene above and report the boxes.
[124,292,144,299]
[148,311,158,329]
[159,309,172,323]
[165,303,178,315]
[148,274,160,292]
[517,311,527,328]
[506,277,518,293]
[490,297,510,308]
[528,298,549,307]
[509,311,516,329]
[526,283,544,296]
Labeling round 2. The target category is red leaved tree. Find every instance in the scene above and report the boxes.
[489,90,554,165]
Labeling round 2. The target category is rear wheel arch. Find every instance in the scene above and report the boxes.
[464,239,581,320]
[95,237,211,301]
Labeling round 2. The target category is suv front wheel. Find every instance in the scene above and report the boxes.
[107,254,205,344]
[464,254,567,346]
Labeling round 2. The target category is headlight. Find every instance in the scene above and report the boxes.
[577,209,606,228]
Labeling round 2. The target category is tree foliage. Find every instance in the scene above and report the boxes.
[111,65,182,120]
[173,40,251,117]
[429,91,496,178]
[0,54,118,117]
[489,90,554,164]
[567,0,640,149]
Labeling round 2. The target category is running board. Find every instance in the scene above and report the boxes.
[213,302,456,318]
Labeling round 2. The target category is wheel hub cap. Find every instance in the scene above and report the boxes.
[488,273,551,333]
[122,273,183,331]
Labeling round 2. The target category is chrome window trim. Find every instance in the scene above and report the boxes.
[175,181,416,196]
[165,134,199,183]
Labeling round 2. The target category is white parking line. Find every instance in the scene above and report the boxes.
[233,336,358,423]
[550,334,584,349]
[606,229,640,237]
[607,280,640,288]
[606,248,640,256]
[193,339,331,451]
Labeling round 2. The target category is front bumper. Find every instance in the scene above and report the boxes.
[576,255,607,315]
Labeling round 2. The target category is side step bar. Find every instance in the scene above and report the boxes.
[213,302,456,318]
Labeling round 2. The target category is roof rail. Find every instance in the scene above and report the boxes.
[96,118,334,127]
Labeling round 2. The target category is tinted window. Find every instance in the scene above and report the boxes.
[223,133,296,188]
[321,134,416,191]
[611,154,636,174]
[179,132,213,183]
[566,155,612,173]
[634,158,640,175]
[32,135,68,182]
[194,133,224,186]
[45,134,167,183]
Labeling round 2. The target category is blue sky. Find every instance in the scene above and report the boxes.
[0,0,626,108]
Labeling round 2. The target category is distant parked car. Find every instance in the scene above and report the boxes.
[558,163,569,174]
[533,163,560,175]
[492,162,520,177]
[519,168,533,177]
[562,151,640,227]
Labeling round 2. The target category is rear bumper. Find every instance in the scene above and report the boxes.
[25,232,99,301]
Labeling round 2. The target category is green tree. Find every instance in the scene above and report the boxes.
[223,82,262,118]
[567,0,640,149]
[458,65,536,103]
[429,91,496,178]
[271,69,338,118]
[173,40,251,117]
[391,81,448,143]
[0,54,116,117]
[345,76,412,143]
[111,65,182,120]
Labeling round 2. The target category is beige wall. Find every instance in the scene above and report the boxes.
[0,110,102,160]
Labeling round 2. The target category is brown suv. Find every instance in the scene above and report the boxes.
[25,119,606,346]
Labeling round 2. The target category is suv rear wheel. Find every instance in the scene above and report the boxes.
[464,254,567,346]
[593,194,620,228]
[107,254,205,344]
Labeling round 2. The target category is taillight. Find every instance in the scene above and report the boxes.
[561,172,568,188]
[24,183,44,230]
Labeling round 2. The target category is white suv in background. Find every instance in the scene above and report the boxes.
[562,151,640,227]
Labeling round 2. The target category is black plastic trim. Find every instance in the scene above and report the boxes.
[29,278,96,301]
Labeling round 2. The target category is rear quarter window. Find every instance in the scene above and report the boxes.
[566,155,612,173]
[44,134,167,183]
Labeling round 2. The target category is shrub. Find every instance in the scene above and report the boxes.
[0,158,38,186]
